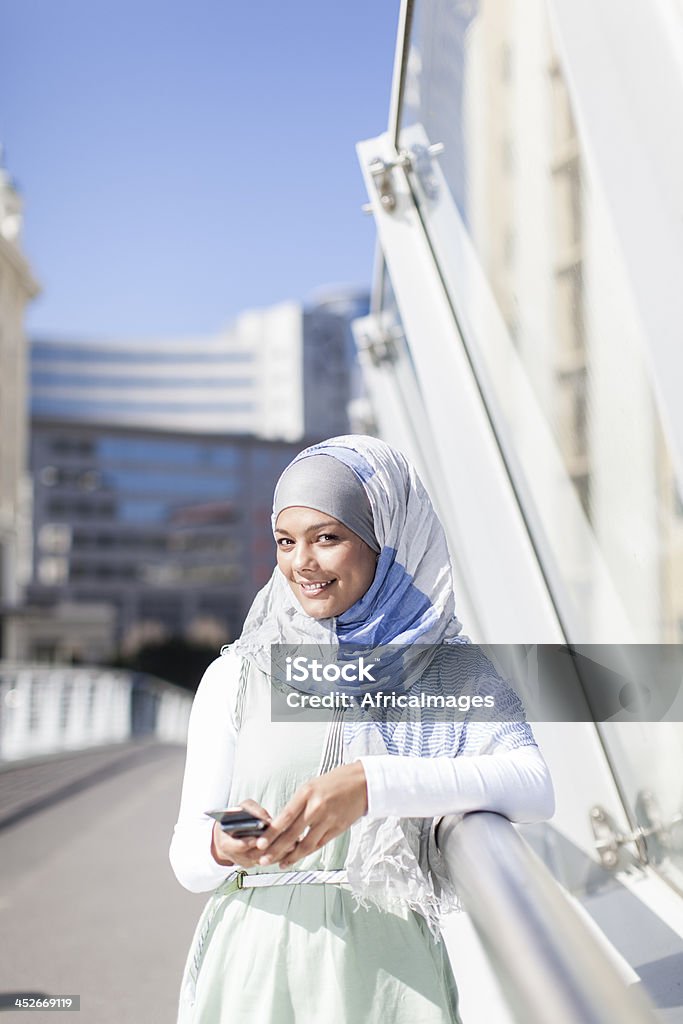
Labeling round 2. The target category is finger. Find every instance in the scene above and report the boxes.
[214,836,259,864]
[279,825,332,866]
[278,827,335,868]
[225,836,260,851]
[257,811,310,864]
[238,798,272,823]
[252,821,285,851]
[257,823,308,864]
[214,836,267,870]
[213,822,259,851]
[264,789,309,837]
[213,821,260,849]
[238,848,269,868]
[255,790,309,851]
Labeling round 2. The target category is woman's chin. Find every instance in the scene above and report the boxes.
[293,594,343,619]
[300,601,336,619]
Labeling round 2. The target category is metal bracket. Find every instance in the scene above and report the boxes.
[590,793,683,870]
[366,154,408,213]
[354,323,402,367]
[590,805,649,869]
[364,143,445,214]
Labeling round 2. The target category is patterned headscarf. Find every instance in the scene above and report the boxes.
[228,435,531,934]
[231,434,463,663]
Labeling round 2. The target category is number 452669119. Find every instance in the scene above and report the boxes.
[14,996,78,1009]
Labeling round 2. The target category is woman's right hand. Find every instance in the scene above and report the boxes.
[210,799,273,869]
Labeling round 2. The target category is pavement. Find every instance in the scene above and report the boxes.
[2,743,680,1024]
[0,742,207,1024]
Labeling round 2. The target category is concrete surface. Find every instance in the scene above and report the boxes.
[0,742,207,1023]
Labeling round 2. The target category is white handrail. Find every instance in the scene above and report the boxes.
[0,663,193,761]
[437,812,659,1024]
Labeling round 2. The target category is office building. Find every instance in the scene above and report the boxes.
[26,289,369,655]
[31,290,369,440]
[27,422,302,656]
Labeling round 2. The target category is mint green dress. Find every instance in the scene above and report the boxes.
[177,659,462,1024]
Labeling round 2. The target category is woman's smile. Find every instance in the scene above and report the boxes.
[298,578,336,595]
[275,506,377,619]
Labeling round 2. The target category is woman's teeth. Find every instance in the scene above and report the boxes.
[301,581,333,592]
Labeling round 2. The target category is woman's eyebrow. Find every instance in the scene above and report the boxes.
[305,521,340,533]
[274,521,340,536]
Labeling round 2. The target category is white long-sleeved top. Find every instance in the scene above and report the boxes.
[169,655,555,893]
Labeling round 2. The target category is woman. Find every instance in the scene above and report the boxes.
[170,435,554,1023]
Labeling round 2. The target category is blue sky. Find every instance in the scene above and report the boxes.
[0,1,398,338]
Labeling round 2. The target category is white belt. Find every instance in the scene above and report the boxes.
[234,868,349,890]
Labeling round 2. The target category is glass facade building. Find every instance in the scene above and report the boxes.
[30,290,369,440]
[28,421,302,652]
[26,290,369,655]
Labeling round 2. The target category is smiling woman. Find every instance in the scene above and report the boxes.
[169,434,554,1024]
[275,505,378,619]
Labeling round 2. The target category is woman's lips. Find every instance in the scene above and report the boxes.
[299,580,336,595]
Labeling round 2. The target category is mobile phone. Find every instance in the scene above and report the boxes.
[206,807,269,837]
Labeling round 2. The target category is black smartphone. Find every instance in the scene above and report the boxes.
[206,807,269,837]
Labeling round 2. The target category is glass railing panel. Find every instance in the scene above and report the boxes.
[398,0,683,644]
[390,0,683,889]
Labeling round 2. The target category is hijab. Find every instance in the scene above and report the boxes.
[231,434,464,667]
[227,434,530,934]
[272,451,379,552]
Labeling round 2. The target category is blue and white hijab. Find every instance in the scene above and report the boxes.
[233,434,464,660]
[229,435,533,934]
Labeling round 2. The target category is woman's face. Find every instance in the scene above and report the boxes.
[275,506,378,619]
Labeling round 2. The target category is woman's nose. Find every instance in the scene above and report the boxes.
[293,543,318,572]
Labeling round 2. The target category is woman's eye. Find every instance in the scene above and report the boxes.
[276,534,339,547]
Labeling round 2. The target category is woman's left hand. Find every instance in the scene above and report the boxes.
[254,761,368,868]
